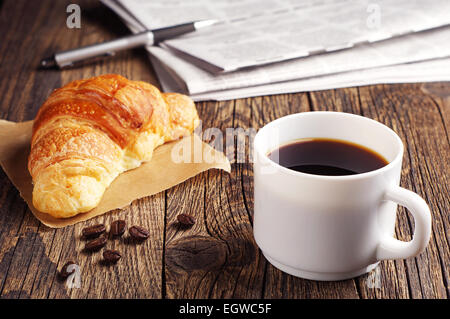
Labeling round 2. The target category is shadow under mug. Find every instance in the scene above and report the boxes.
[253,112,431,281]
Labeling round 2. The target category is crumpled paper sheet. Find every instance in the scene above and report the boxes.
[0,120,230,228]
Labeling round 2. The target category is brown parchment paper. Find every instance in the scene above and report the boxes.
[0,119,230,228]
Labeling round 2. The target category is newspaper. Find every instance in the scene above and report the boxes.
[101,0,450,101]
[149,27,450,95]
[174,58,450,101]
[114,0,450,72]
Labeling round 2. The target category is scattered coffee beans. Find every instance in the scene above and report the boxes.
[85,236,107,251]
[103,250,121,263]
[177,213,195,226]
[59,261,76,279]
[129,225,150,240]
[70,221,153,275]
[111,220,126,237]
[82,224,106,238]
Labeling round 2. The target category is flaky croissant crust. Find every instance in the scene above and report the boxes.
[28,74,199,218]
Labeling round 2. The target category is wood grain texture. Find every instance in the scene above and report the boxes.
[0,0,448,299]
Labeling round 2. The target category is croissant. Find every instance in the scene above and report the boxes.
[28,74,200,218]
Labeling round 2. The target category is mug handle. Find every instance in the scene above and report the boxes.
[376,185,432,260]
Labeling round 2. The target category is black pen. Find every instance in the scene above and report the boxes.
[41,19,218,69]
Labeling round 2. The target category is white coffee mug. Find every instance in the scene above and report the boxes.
[253,112,431,281]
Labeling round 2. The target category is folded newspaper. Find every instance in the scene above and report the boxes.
[102,0,450,101]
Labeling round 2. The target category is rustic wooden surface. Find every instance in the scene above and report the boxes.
[0,0,448,299]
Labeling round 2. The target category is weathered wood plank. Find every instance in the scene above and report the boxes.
[200,99,263,298]
[0,0,64,299]
[164,99,266,298]
[0,0,164,299]
[386,84,448,298]
[354,84,449,299]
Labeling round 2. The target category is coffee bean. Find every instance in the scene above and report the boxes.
[59,261,76,279]
[111,220,126,237]
[177,214,195,226]
[82,224,106,238]
[129,225,150,240]
[85,236,107,251]
[103,250,121,263]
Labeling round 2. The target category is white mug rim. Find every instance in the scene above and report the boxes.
[254,111,404,181]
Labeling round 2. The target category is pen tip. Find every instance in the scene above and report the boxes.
[40,57,56,69]
[194,19,219,29]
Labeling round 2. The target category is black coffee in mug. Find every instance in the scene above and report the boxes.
[267,138,389,176]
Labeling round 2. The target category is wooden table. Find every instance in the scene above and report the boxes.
[0,0,448,299]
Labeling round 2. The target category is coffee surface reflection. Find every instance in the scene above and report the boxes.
[267,138,388,176]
